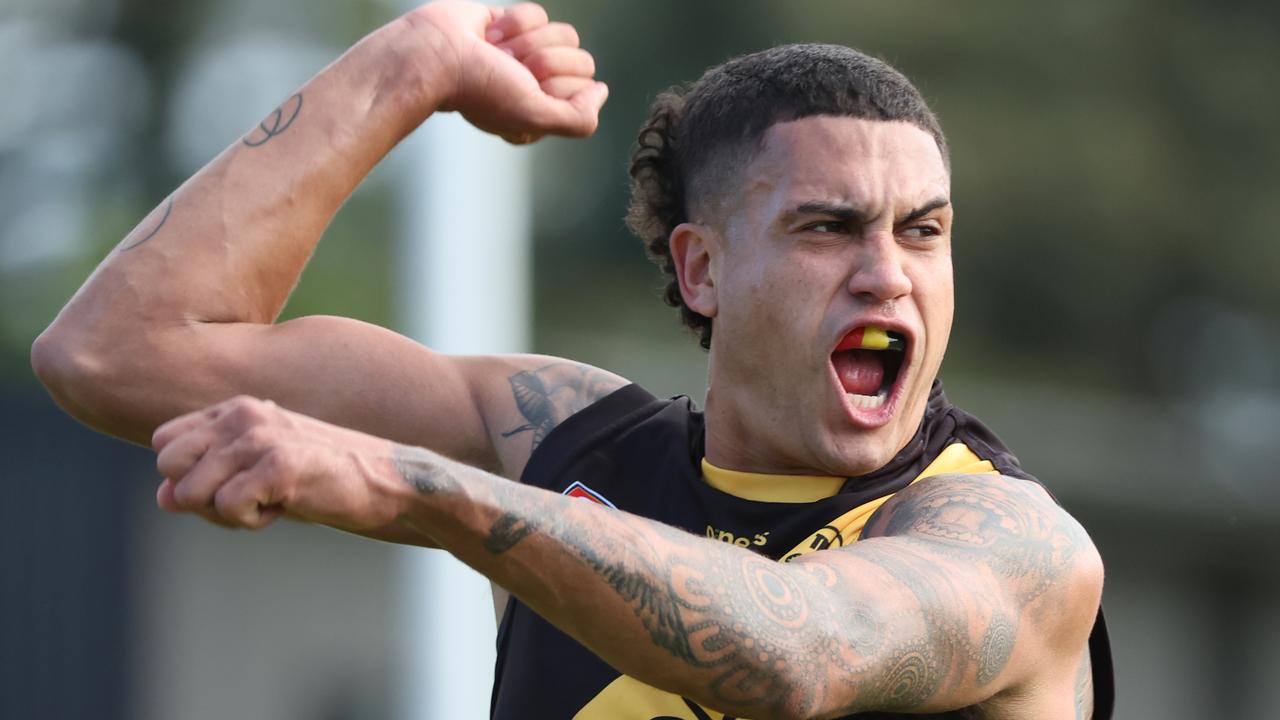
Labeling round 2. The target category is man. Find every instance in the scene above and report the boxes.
[32,1,1112,718]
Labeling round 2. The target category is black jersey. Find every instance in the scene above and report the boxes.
[491,381,1114,719]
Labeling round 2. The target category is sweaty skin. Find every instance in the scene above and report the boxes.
[31,2,1103,718]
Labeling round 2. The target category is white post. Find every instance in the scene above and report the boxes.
[393,104,531,718]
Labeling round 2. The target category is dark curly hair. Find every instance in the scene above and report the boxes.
[626,44,949,350]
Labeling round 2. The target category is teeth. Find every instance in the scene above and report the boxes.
[847,390,887,409]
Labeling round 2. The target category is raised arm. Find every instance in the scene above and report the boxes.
[152,397,1103,719]
[29,1,611,477]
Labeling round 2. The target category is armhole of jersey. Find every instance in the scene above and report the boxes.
[949,408,1114,717]
[518,383,659,489]
[1089,607,1116,719]
[948,405,1039,484]
[496,383,661,711]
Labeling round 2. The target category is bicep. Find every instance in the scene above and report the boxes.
[106,315,628,479]
[112,315,498,469]
[462,354,630,478]
[785,534,1022,714]
[859,474,1104,635]
[789,474,1102,714]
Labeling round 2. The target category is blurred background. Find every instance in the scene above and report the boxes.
[2,0,1279,718]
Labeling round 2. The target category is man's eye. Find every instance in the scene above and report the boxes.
[806,221,845,234]
[901,225,940,239]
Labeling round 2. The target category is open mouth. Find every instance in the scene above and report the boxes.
[831,326,908,411]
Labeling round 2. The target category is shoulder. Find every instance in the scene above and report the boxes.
[864,473,1102,595]
[864,473,1061,540]
[865,473,1104,680]
[457,354,631,480]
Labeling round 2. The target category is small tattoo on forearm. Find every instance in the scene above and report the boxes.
[243,93,303,147]
[118,196,174,252]
[484,512,539,554]
[392,445,456,496]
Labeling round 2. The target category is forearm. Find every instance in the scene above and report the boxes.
[149,401,1078,717]
[46,21,442,332]
[388,446,919,719]
[32,19,443,428]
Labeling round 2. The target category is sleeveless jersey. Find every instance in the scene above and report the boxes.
[491,381,1115,719]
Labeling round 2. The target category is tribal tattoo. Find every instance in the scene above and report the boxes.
[864,474,1090,612]
[501,363,626,450]
[393,450,1095,718]
[243,93,303,147]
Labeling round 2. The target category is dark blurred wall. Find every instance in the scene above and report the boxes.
[0,390,153,720]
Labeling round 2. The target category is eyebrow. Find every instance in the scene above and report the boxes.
[788,196,951,225]
[900,196,952,223]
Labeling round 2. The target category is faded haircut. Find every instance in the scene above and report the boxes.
[627,44,948,349]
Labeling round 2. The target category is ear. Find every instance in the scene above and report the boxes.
[669,222,719,319]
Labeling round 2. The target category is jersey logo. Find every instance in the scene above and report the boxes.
[563,481,617,509]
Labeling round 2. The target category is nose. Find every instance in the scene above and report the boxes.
[846,232,912,302]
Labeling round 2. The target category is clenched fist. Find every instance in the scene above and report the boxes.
[153,396,404,532]
[404,1,608,142]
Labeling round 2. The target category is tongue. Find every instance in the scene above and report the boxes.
[833,350,885,395]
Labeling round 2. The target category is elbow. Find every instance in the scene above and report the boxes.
[1063,518,1105,614]
[1042,522,1106,659]
[1077,536,1105,602]
[33,325,81,394]
[31,323,175,445]
[30,328,58,391]
[31,323,115,424]
[1069,532,1106,624]
[33,326,77,396]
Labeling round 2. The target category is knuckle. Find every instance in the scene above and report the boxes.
[240,424,276,450]
[229,395,272,420]
[213,490,238,519]
[524,49,553,77]
[212,485,233,510]
[521,3,548,23]
[214,486,252,526]
[224,401,253,426]
[173,482,205,509]
[155,450,179,478]
[549,21,578,46]
[227,394,256,411]
[261,446,294,476]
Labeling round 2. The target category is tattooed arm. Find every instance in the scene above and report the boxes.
[30,2,608,473]
[441,471,1101,719]
[152,396,1102,719]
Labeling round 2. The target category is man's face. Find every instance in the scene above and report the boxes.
[704,115,953,476]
